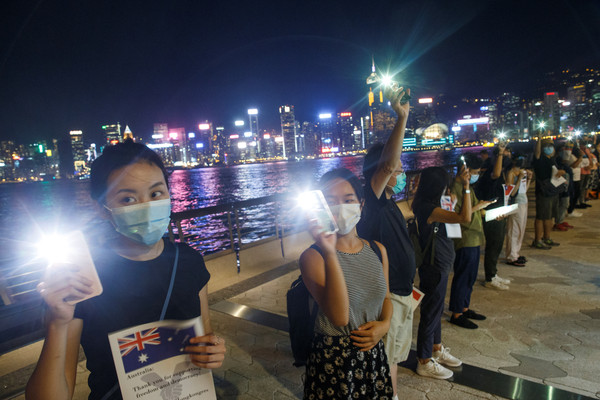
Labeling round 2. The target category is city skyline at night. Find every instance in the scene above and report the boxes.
[1,0,599,144]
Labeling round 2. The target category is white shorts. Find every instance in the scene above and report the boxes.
[384,292,413,364]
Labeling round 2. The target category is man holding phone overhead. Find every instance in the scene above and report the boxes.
[358,85,413,399]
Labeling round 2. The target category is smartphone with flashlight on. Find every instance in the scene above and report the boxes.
[41,230,103,304]
[298,190,339,235]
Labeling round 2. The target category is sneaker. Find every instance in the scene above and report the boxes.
[542,238,560,246]
[561,222,574,228]
[568,211,583,217]
[494,275,512,284]
[450,314,478,329]
[433,345,463,367]
[517,256,528,263]
[462,309,487,320]
[483,279,509,290]
[582,203,592,208]
[416,359,453,379]
[506,259,526,267]
[531,240,551,250]
[552,224,568,231]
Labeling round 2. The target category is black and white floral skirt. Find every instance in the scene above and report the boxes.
[303,333,393,399]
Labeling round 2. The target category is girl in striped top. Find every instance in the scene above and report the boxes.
[300,168,393,399]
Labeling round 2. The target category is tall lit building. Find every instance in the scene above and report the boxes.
[123,125,133,141]
[248,108,259,155]
[318,113,335,154]
[102,123,121,145]
[279,105,297,158]
[336,112,355,151]
[544,92,560,134]
[366,59,393,143]
[70,130,86,173]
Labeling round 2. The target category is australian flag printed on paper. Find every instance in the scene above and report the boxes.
[118,325,197,373]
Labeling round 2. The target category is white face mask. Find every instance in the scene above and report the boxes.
[329,204,361,235]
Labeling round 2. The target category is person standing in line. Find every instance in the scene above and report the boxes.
[505,154,533,264]
[26,141,226,400]
[449,155,493,329]
[562,142,583,218]
[300,168,394,399]
[532,135,564,249]
[413,166,471,379]
[478,143,511,289]
[358,86,413,399]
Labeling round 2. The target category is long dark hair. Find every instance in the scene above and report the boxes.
[412,167,450,211]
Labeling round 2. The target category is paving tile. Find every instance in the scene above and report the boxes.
[544,376,600,399]
[555,345,600,383]
[500,353,567,380]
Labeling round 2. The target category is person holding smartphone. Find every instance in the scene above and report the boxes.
[26,140,226,400]
[300,168,393,399]
[412,166,472,379]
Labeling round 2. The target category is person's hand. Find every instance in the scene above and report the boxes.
[498,141,507,153]
[37,264,94,325]
[459,165,470,189]
[350,320,389,352]
[308,219,337,255]
[495,214,508,221]
[185,334,226,369]
[556,170,566,177]
[518,170,525,179]
[387,86,410,119]
[477,200,494,210]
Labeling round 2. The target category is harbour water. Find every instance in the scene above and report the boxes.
[0,145,530,257]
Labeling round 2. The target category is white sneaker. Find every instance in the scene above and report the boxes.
[493,275,511,284]
[433,345,462,367]
[568,211,583,217]
[416,359,453,379]
[483,279,509,290]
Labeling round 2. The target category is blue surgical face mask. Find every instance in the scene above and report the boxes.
[543,146,554,156]
[388,172,407,194]
[469,174,479,184]
[105,198,171,245]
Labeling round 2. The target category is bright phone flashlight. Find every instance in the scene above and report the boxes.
[37,235,71,264]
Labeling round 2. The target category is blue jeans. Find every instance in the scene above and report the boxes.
[417,263,449,359]
[449,247,480,314]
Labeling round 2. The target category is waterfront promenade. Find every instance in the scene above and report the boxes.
[1,195,599,399]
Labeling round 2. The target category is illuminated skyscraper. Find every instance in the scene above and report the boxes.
[70,130,86,173]
[336,112,354,151]
[544,92,560,134]
[279,105,297,158]
[102,123,121,145]
[318,113,335,154]
[366,59,393,143]
[123,125,133,141]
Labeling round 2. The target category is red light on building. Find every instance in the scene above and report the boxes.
[321,147,332,153]
[339,112,352,117]
[546,92,556,96]
[109,140,119,145]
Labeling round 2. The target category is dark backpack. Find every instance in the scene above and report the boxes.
[286,240,382,367]
[407,217,438,268]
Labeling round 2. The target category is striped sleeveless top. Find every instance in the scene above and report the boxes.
[314,242,387,336]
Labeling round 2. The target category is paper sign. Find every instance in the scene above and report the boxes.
[502,184,515,207]
[484,204,519,222]
[411,287,424,312]
[108,317,216,400]
[441,195,461,239]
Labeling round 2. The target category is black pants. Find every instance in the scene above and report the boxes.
[483,218,506,282]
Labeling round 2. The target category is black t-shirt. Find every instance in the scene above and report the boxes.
[476,164,505,210]
[357,183,416,296]
[412,201,455,274]
[533,155,555,183]
[74,239,210,400]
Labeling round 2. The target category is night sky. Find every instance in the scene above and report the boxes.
[1,0,599,143]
